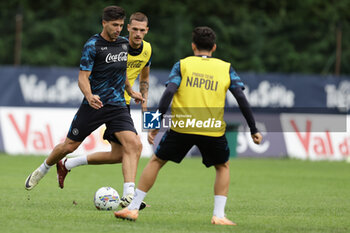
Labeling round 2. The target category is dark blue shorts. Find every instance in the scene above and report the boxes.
[155,130,230,167]
[126,104,130,114]
[67,104,137,144]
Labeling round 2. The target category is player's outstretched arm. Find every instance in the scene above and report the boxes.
[229,87,258,134]
[78,70,103,109]
[230,87,264,145]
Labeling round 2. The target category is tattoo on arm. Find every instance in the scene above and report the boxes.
[140,81,149,96]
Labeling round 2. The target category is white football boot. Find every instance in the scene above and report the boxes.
[25,168,45,190]
[120,193,147,210]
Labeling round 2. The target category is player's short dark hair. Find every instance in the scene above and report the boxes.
[102,6,126,21]
[129,12,148,24]
[192,26,216,51]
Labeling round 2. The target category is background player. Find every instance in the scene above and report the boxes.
[114,26,263,225]
[24,6,145,206]
[119,12,152,208]
[125,12,152,112]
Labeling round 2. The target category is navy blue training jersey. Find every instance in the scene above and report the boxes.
[80,34,129,106]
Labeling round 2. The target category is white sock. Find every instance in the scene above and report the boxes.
[123,182,135,197]
[38,159,51,174]
[128,188,147,210]
[65,156,88,170]
[213,195,227,218]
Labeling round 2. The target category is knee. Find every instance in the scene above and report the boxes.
[136,138,142,153]
[127,136,142,154]
[62,141,79,154]
[214,161,230,171]
[151,154,167,167]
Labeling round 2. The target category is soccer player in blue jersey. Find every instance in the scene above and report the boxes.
[114,26,263,224]
[25,6,145,206]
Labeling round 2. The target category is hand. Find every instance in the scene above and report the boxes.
[148,129,159,145]
[87,94,103,109]
[130,91,145,104]
[251,132,263,144]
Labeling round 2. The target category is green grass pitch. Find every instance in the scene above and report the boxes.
[0,154,349,233]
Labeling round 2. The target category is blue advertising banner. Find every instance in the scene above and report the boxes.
[0,66,348,112]
[0,66,82,108]
[225,73,349,113]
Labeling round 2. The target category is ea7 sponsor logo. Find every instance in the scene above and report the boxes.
[105,52,127,63]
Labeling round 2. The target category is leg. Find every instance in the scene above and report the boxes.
[87,141,123,164]
[137,154,167,192]
[58,142,124,189]
[46,137,81,166]
[114,154,167,221]
[196,134,235,225]
[114,131,142,183]
[86,141,139,199]
[26,103,104,190]
[64,141,123,171]
[115,130,189,220]
[119,154,167,211]
[214,161,230,196]
[112,131,144,209]
[211,161,236,226]
[25,137,81,190]
[50,138,81,189]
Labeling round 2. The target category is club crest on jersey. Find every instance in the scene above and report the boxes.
[105,52,128,63]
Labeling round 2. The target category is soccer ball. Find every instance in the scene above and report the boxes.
[94,187,120,210]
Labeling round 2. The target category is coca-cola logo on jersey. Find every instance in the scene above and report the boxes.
[105,52,128,63]
[127,60,142,68]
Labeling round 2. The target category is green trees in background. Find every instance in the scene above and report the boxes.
[1,0,349,75]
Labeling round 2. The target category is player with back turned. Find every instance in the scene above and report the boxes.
[114,26,263,225]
